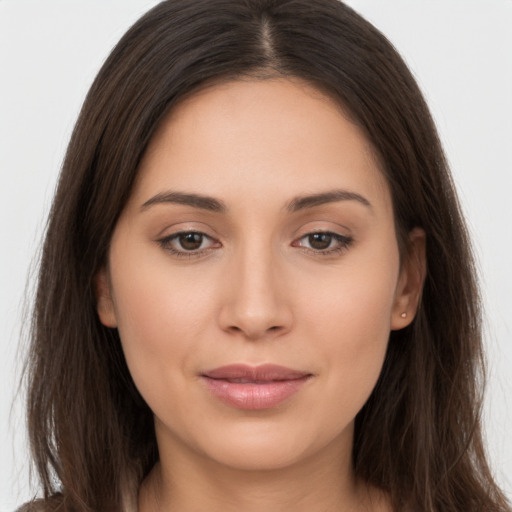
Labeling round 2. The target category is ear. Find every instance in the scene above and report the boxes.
[391,227,426,330]
[93,267,118,328]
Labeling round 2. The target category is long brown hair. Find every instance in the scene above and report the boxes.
[22,1,510,511]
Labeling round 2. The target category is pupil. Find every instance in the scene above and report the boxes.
[309,233,332,250]
[179,233,203,250]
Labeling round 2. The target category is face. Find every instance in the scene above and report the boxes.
[96,78,424,473]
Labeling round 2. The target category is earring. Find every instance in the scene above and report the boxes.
[400,312,407,318]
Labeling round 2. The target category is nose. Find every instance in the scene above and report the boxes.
[217,245,293,341]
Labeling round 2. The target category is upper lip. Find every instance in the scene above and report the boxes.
[201,364,311,381]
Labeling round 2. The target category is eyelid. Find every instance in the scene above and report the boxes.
[155,224,353,259]
[291,230,354,256]
[157,230,221,258]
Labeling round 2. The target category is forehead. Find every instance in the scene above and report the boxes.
[131,78,391,214]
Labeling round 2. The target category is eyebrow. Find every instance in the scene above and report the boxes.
[286,189,372,212]
[140,188,372,214]
[141,191,227,212]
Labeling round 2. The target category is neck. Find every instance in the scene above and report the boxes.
[139,432,387,512]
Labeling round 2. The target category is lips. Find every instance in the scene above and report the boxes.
[201,364,312,410]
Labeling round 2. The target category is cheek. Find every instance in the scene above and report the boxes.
[108,248,217,400]
[302,252,398,335]
[298,251,399,409]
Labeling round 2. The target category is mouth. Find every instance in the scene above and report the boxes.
[200,364,313,410]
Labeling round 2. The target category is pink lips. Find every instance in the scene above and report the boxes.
[201,364,312,410]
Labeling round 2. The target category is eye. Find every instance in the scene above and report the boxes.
[176,232,206,251]
[292,231,353,255]
[157,231,220,257]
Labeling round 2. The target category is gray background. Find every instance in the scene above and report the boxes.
[1,0,511,508]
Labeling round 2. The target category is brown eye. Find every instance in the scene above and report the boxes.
[158,230,221,258]
[178,232,204,250]
[308,233,332,250]
[291,231,353,256]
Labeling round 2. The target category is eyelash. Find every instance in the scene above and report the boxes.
[157,230,353,258]
[292,232,353,256]
[157,231,219,259]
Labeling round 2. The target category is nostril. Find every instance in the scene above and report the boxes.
[218,291,293,340]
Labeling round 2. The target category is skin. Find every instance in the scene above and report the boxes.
[96,78,425,512]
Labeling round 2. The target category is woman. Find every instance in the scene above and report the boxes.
[19,0,510,511]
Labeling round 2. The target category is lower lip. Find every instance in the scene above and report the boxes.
[202,376,311,410]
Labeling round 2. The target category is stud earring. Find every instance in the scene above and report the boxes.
[400,312,407,318]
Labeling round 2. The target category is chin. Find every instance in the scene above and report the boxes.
[189,418,354,472]
[207,442,311,472]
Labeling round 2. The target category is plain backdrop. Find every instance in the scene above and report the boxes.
[1,0,511,509]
